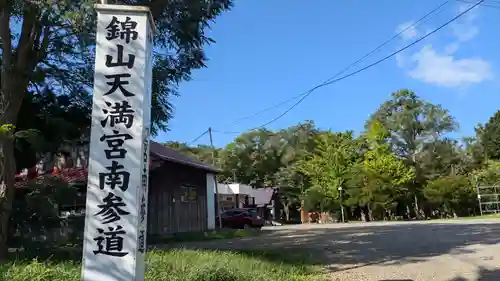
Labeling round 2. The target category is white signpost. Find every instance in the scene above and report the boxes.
[81,4,154,281]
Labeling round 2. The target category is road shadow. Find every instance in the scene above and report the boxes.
[446,267,500,281]
[165,222,500,273]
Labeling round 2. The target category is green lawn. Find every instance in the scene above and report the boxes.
[148,229,259,244]
[2,249,326,281]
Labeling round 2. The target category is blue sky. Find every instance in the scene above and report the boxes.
[155,0,500,148]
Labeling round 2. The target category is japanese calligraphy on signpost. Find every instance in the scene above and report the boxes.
[81,5,154,281]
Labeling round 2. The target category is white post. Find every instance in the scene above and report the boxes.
[206,173,216,230]
[81,4,154,281]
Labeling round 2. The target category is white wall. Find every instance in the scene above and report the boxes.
[215,183,254,195]
[206,173,216,229]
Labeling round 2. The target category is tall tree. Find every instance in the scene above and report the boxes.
[368,89,457,218]
[0,0,232,259]
[347,121,414,220]
[481,110,500,160]
[298,131,359,216]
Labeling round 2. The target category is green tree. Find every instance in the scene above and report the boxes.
[424,174,475,218]
[14,90,91,172]
[368,89,457,218]
[0,0,232,259]
[347,121,414,220]
[481,110,500,160]
[471,160,500,186]
[165,141,218,166]
[218,128,278,187]
[298,131,359,216]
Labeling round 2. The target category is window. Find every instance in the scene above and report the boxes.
[180,184,197,202]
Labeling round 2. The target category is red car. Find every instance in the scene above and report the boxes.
[216,208,265,229]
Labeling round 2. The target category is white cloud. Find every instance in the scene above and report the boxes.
[408,45,492,87]
[444,43,459,55]
[396,21,418,40]
[451,2,479,42]
[394,4,492,88]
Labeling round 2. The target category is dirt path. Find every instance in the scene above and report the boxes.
[167,220,500,281]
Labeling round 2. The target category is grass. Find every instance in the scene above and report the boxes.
[148,228,260,244]
[1,248,326,281]
[459,213,500,220]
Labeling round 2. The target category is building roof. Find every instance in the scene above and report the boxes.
[150,141,219,173]
[15,141,218,187]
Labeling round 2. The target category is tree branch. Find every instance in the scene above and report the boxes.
[36,26,50,64]
[0,0,12,91]
[16,9,37,70]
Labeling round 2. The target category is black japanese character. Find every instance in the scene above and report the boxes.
[140,195,146,223]
[120,17,138,43]
[101,101,135,129]
[105,16,121,41]
[95,192,131,224]
[106,45,136,69]
[100,130,133,159]
[93,225,128,257]
[142,137,149,188]
[104,73,134,97]
[138,230,145,253]
[105,16,138,44]
[99,161,130,191]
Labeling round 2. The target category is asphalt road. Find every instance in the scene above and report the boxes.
[171,220,500,281]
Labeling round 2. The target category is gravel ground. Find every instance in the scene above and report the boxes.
[169,220,500,281]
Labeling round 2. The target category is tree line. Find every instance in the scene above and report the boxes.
[167,89,500,222]
[1,0,233,260]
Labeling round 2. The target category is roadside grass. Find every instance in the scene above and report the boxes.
[459,213,500,220]
[2,248,326,281]
[148,228,261,245]
[431,213,500,222]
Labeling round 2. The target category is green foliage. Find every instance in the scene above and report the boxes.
[424,174,475,217]
[2,249,325,281]
[345,121,414,219]
[8,179,80,248]
[0,124,16,136]
[471,160,500,186]
[2,0,233,135]
[298,131,359,211]
[166,90,498,221]
[481,110,500,160]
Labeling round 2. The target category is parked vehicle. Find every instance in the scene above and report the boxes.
[215,208,265,229]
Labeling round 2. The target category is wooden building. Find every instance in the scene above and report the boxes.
[148,141,218,235]
[15,141,218,237]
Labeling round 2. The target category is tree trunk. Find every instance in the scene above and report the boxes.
[367,204,374,222]
[284,203,290,222]
[360,206,367,222]
[413,194,421,219]
[0,137,16,260]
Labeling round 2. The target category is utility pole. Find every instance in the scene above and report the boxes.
[208,127,223,228]
[338,186,345,223]
[475,175,483,216]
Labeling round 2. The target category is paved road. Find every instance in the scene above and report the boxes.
[170,220,500,281]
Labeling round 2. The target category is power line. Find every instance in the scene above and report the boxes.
[220,0,484,135]
[223,0,451,127]
[187,129,209,145]
[457,0,500,9]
